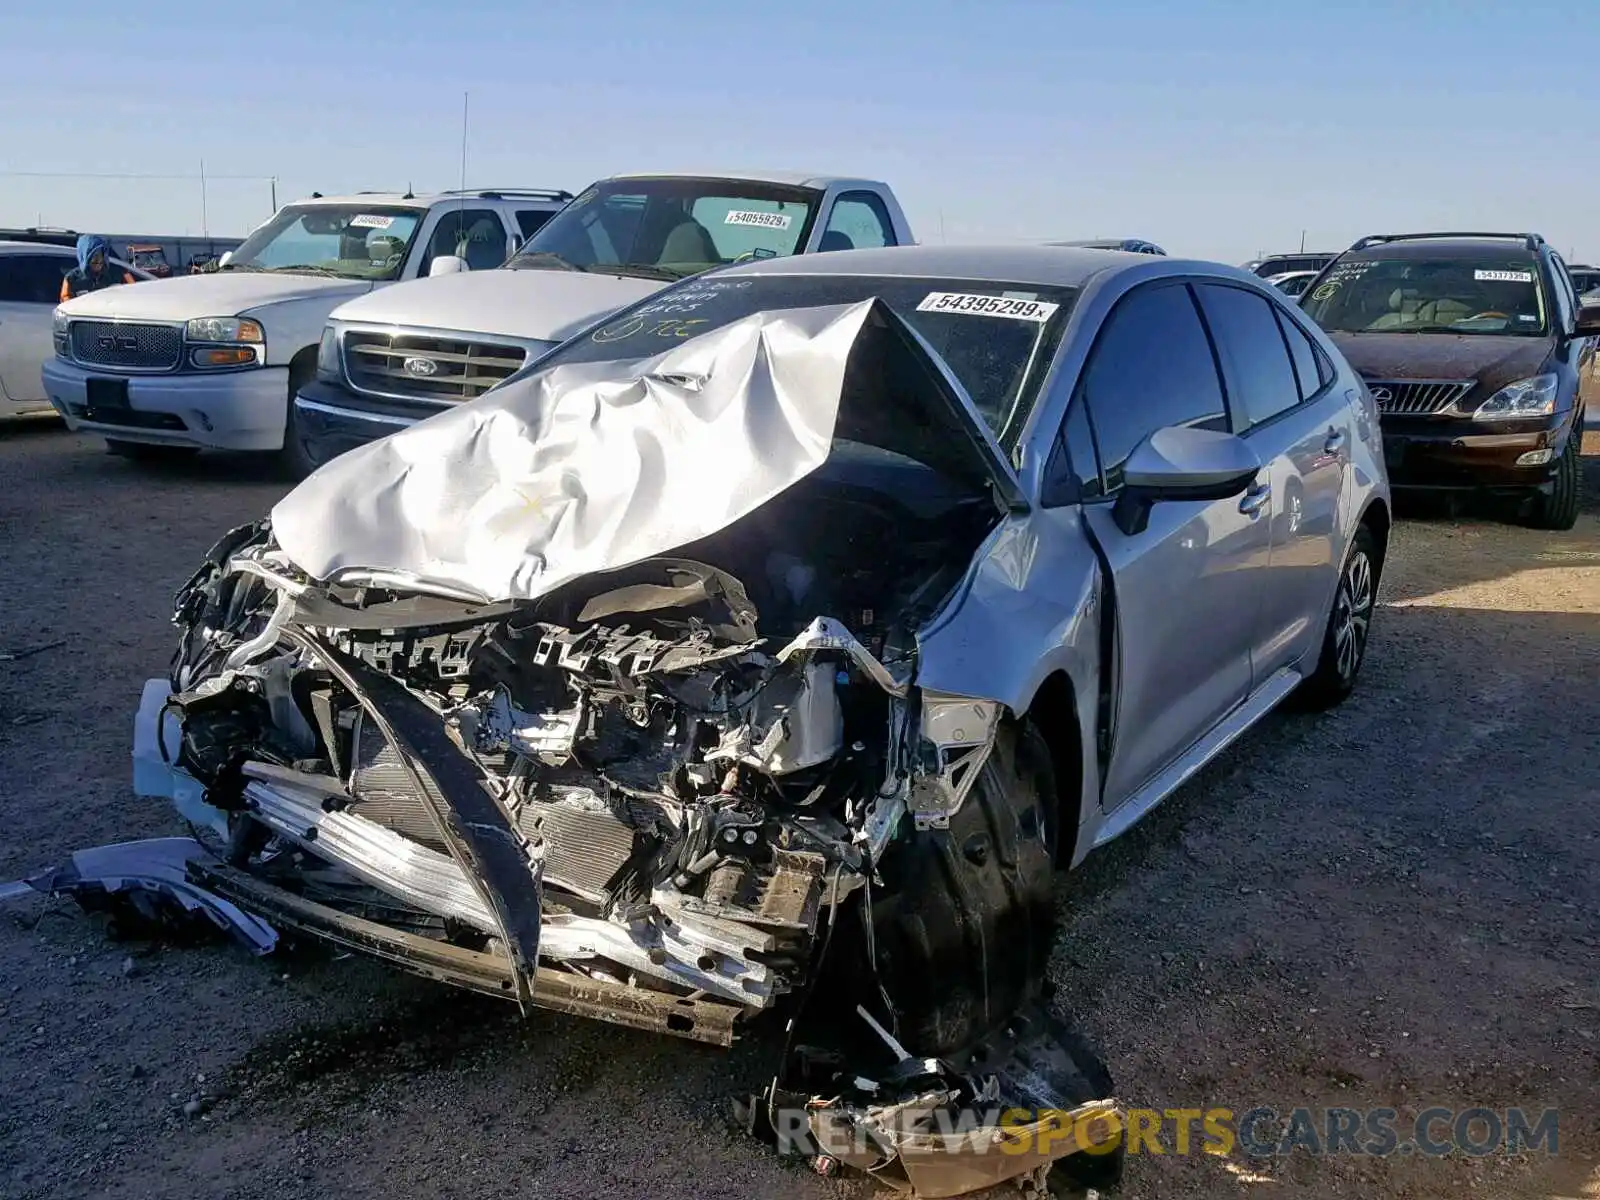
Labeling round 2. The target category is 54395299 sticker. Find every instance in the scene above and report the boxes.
[916,292,1059,322]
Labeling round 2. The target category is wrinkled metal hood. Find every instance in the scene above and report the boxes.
[272,299,1024,603]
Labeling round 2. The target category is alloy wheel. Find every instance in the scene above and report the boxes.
[1333,550,1373,682]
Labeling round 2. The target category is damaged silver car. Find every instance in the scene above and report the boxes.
[132,246,1388,1192]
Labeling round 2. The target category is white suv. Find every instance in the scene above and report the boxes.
[42,188,570,469]
[0,240,151,418]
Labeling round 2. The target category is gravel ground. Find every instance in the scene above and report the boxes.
[0,418,1596,1200]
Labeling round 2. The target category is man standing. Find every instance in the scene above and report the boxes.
[60,234,136,301]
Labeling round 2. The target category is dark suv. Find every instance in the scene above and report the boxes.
[1300,232,1596,529]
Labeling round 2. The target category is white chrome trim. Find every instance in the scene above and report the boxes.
[295,396,419,428]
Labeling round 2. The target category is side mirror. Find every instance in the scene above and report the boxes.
[428,254,468,278]
[218,251,233,268]
[1573,304,1600,335]
[1113,425,1262,536]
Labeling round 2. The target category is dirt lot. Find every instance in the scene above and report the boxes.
[1,420,1596,1200]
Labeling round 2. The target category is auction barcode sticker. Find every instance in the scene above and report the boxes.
[917,292,1059,322]
[349,214,396,229]
[725,210,792,230]
[1474,269,1533,283]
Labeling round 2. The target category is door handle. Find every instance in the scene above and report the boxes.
[1238,480,1270,517]
[1324,428,1348,456]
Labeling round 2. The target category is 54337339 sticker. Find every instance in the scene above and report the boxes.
[1474,269,1533,283]
[916,292,1058,322]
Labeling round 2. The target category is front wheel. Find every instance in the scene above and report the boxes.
[1295,524,1378,710]
[1524,426,1581,531]
[275,362,319,481]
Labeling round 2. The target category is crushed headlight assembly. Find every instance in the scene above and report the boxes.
[1473,373,1558,420]
[53,308,69,357]
[315,324,340,383]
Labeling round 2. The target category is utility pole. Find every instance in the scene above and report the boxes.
[1300,229,1307,252]
[199,158,209,238]
[270,176,278,212]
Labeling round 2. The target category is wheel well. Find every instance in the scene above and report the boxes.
[1022,671,1084,866]
[288,344,319,395]
[1360,497,1391,577]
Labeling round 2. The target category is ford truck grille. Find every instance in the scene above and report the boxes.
[69,321,182,371]
[1364,379,1474,416]
[343,331,527,403]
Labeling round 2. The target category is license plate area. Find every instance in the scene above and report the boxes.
[84,377,130,419]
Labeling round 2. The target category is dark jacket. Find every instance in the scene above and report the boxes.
[60,235,136,301]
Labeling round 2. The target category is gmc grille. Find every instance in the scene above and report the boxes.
[1365,379,1474,416]
[69,321,182,371]
[343,331,527,403]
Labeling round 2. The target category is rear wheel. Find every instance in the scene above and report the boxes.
[105,439,199,462]
[1525,426,1581,531]
[1295,524,1378,710]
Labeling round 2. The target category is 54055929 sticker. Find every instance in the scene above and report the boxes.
[916,292,1059,322]
[724,210,792,230]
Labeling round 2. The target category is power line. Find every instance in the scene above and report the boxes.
[0,170,276,181]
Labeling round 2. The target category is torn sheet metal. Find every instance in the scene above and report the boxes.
[4,836,277,954]
[271,302,876,603]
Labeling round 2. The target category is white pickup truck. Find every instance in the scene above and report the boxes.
[42,187,572,468]
[292,172,914,473]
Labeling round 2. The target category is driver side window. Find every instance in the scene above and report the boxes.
[1078,281,1230,492]
[819,193,896,253]
[416,208,506,275]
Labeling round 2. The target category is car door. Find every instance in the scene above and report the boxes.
[1194,281,1349,680]
[0,251,70,405]
[1077,279,1274,812]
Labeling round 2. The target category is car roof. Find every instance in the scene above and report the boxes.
[281,189,569,209]
[717,242,1226,288]
[0,240,71,254]
[604,170,877,190]
[1345,236,1540,260]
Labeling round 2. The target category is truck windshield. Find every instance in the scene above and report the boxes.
[1303,258,1548,336]
[506,177,822,281]
[532,273,1078,447]
[226,205,424,281]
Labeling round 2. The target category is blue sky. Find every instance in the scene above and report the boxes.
[5,0,1598,264]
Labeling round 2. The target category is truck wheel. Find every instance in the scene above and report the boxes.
[868,719,1059,1058]
[105,439,199,462]
[276,361,319,481]
[1525,427,1581,531]
[1295,524,1378,710]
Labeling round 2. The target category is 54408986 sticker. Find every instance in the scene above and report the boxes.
[916,292,1059,322]
[348,214,395,229]
[724,210,792,230]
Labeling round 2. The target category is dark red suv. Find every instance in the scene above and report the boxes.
[1301,232,1595,529]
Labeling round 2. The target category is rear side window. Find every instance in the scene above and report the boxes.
[515,209,556,240]
[1274,309,1331,401]
[0,253,71,303]
[1079,281,1228,490]
[1194,283,1301,426]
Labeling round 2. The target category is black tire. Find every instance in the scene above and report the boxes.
[1525,426,1581,531]
[105,439,200,462]
[1295,524,1379,710]
[276,360,319,481]
[867,720,1058,1058]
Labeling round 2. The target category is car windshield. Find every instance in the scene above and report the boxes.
[534,273,1078,446]
[1303,257,1548,335]
[225,204,425,281]
[505,177,822,282]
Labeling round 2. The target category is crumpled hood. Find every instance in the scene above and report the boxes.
[57,271,374,320]
[272,299,1019,603]
[1328,331,1552,390]
[329,269,665,343]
